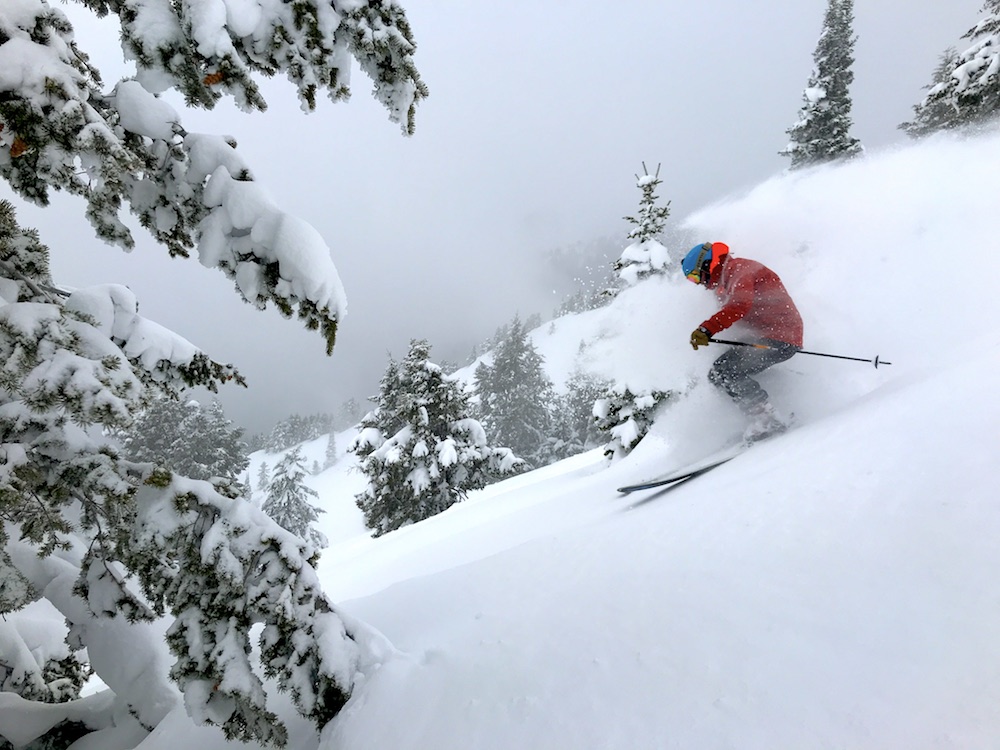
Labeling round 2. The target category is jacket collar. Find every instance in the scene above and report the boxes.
[705,254,728,290]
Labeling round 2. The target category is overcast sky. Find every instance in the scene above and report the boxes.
[4,0,985,434]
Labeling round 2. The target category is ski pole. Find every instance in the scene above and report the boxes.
[708,337,892,369]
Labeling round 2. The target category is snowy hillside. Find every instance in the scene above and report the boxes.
[11,126,1000,749]
[249,126,1000,749]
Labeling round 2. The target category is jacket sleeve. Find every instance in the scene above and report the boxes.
[700,271,754,335]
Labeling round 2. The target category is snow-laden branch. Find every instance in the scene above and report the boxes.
[0,0,427,354]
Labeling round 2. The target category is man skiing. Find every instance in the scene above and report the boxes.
[682,242,803,442]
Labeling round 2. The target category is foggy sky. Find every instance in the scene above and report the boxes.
[5,0,985,434]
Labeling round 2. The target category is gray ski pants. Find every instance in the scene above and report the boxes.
[707,339,798,413]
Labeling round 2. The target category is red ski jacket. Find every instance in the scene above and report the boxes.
[700,256,803,347]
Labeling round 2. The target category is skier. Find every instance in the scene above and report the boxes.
[682,241,803,442]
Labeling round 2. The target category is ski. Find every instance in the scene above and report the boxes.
[616,450,742,494]
[616,416,795,495]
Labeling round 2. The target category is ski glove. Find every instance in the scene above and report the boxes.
[690,326,711,350]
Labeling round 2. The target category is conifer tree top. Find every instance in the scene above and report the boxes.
[781,0,863,169]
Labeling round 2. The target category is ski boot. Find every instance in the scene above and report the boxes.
[742,401,787,444]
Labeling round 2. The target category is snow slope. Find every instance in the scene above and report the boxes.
[11,126,1000,750]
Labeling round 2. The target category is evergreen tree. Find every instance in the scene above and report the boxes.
[594,385,673,460]
[474,317,558,469]
[614,163,671,287]
[336,397,364,429]
[120,398,248,482]
[902,3,1000,135]
[238,473,252,501]
[0,200,367,748]
[0,0,427,743]
[256,461,270,493]
[263,448,327,550]
[781,0,863,169]
[323,433,338,469]
[352,340,521,537]
[551,370,612,459]
[900,48,964,137]
[264,413,336,452]
[243,431,266,453]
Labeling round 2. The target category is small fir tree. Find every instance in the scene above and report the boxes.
[614,163,671,287]
[256,461,271,493]
[781,0,863,169]
[903,3,1000,134]
[263,447,327,550]
[474,317,558,469]
[352,340,521,537]
[323,433,338,470]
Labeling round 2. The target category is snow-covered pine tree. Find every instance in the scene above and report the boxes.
[324,432,338,469]
[594,385,672,460]
[337,397,364,430]
[614,163,671,287]
[903,3,1000,134]
[264,413,336,452]
[352,340,521,537]
[551,369,612,459]
[238,472,252,501]
[900,48,964,137]
[0,201,374,748]
[263,447,327,550]
[256,461,270,493]
[120,398,248,483]
[781,0,863,169]
[0,0,427,744]
[474,317,559,469]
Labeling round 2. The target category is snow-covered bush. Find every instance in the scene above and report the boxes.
[594,385,673,460]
